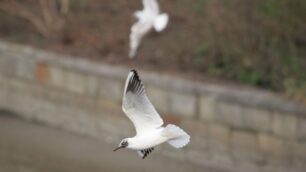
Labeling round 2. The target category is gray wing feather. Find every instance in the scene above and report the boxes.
[122,70,163,135]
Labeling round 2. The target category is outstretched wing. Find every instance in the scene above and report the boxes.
[122,70,163,135]
[153,13,169,32]
[129,21,152,58]
[143,0,160,14]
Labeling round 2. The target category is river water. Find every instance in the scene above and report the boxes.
[0,113,208,172]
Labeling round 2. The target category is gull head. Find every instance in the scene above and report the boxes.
[113,138,130,151]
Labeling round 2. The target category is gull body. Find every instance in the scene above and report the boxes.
[114,70,190,159]
[129,0,169,58]
[125,128,166,150]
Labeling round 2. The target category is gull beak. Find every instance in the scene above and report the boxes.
[113,146,124,151]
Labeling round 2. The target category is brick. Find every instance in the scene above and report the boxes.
[272,112,297,139]
[292,160,306,172]
[243,107,272,132]
[215,102,244,128]
[36,63,49,84]
[6,90,38,119]
[232,130,258,150]
[98,78,123,104]
[293,142,306,170]
[65,70,87,94]
[258,134,285,157]
[160,145,185,161]
[186,150,211,166]
[34,101,88,134]
[199,95,216,121]
[49,66,66,88]
[209,124,230,152]
[0,75,8,107]
[231,130,263,162]
[84,75,99,98]
[146,86,169,113]
[294,142,306,160]
[95,114,133,140]
[16,57,36,80]
[168,91,196,117]
[298,118,306,141]
[258,134,295,167]
[181,120,209,135]
[0,55,17,77]
[209,151,233,167]
[237,161,261,172]
[262,165,291,172]
[181,120,209,150]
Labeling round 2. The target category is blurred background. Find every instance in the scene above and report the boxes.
[0,0,305,100]
[0,0,305,172]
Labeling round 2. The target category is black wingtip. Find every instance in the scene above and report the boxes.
[126,69,143,94]
[130,69,138,76]
[130,69,140,80]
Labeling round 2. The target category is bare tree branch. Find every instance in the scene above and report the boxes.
[0,0,49,37]
[0,0,69,37]
[38,0,53,28]
[60,0,70,15]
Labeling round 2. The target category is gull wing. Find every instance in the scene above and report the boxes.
[129,21,152,58]
[143,0,160,15]
[122,70,163,135]
[153,13,169,32]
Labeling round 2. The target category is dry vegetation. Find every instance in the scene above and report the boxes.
[0,0,305,102]
[0,0,70,37]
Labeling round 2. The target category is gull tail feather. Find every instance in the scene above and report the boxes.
[163,124,190,148]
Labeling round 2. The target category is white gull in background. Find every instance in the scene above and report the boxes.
[114,70,190,159]
[129,0,169,58]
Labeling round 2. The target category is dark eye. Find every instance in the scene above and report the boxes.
[122,141,128,147]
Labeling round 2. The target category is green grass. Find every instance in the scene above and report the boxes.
[192,0,306,100]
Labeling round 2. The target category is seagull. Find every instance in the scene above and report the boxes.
[114,70,190,159]
[129,0,169,58]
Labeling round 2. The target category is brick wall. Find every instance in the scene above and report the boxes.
[0,42,305,172]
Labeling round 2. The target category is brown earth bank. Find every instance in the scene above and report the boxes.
[0,0,305,103]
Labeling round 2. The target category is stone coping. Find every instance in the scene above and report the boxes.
[0,41,304,116]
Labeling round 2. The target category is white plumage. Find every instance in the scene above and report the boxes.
[114,70,190,159]
[122,71,163,135]
[129,0,169,58]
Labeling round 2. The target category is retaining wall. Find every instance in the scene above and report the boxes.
[0,42,305,172]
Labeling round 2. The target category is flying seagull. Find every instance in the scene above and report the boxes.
[129,0,169,58]
[114,70,190,159]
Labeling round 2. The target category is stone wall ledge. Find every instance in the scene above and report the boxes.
[0,41,304,117]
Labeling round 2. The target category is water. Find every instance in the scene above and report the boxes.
[0,114,207,172]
